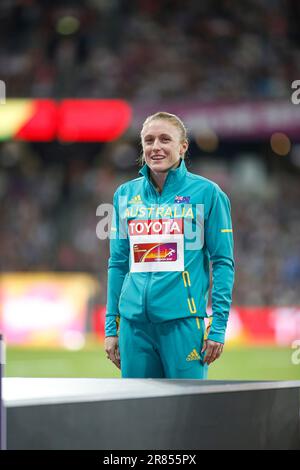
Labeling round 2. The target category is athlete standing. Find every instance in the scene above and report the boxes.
[105,112,234,378]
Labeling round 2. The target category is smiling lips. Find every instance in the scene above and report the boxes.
[151,155,165,160]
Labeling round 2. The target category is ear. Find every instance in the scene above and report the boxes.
[180,140,188,156]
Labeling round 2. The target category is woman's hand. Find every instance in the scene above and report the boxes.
[104,336,121,369]
[201,339,224,365]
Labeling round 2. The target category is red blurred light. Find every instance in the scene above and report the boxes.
[58,99,132,142]
[16,100,58,141]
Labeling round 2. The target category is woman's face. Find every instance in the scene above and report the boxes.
[141,119,188,173]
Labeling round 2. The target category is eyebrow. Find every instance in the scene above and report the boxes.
[143,133,172,139]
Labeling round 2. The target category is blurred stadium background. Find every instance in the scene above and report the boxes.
[0,0,300,380]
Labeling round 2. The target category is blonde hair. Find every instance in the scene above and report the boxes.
[139,111,188,165]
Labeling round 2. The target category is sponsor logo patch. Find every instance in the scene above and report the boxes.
[128,218,183,236]
[133,242,177,263]
[129,218,184,272]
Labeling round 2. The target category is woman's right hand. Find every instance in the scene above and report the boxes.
[104,336,121,369]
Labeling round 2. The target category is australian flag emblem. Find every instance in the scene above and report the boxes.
[174,195,190,204]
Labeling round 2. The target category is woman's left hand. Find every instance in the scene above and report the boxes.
[201,340,224,365]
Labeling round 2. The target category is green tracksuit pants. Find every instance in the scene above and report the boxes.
[118,316,208,379]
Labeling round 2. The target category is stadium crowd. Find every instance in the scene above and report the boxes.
[0,0,299,101]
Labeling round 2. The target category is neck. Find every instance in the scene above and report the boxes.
[150,171,167,193]
[149,160,181,193]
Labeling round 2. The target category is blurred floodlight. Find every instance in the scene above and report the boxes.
[270,132,291,156]
[195,129,219,152]
[56,16,80,35]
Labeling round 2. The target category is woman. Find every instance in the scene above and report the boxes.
[105,112,234,378]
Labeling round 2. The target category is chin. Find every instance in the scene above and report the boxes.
[151,164,169,173]
[148,160,172,172]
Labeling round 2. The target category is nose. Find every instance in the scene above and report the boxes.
[152,138,161,151]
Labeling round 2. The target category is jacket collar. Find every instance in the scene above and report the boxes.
[139,159,187,190]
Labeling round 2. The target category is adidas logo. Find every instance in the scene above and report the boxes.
[128,194,143,204]
[186,348,201,362]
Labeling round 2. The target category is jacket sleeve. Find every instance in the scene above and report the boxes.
[105,188,129,336]
[205,186,235,344]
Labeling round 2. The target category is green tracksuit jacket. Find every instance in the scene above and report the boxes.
[105,160,234,344]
